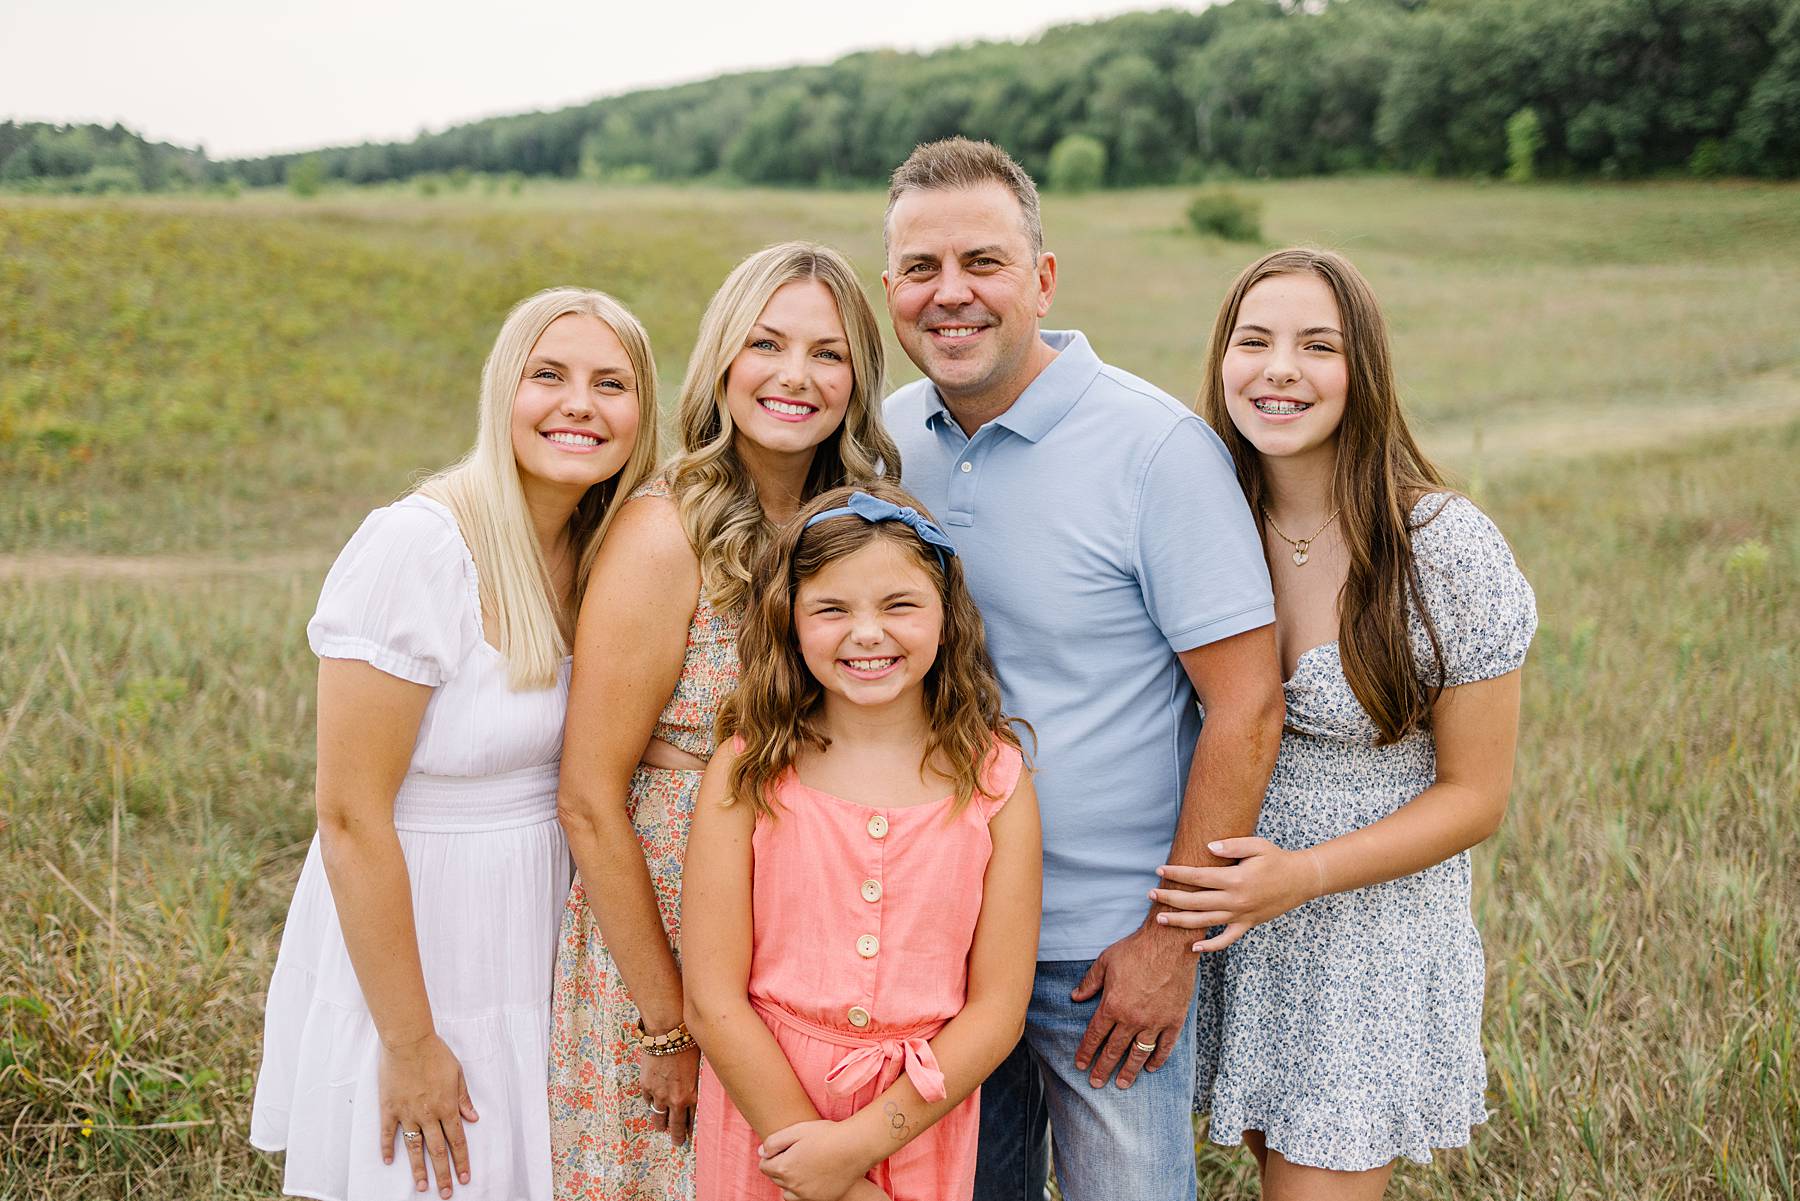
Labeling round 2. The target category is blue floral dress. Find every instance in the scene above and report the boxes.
[1194,494,1537,1171]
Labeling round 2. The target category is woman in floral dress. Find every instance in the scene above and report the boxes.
[547,242,900,1200]
[1159,248,1536,1197]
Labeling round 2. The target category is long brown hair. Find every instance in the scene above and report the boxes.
[716,480,1023,819]
[1198,247,1450,744]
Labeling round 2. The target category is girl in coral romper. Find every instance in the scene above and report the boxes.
[683,482,1042,1201]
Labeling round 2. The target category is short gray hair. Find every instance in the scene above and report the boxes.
[884,137,1044,258]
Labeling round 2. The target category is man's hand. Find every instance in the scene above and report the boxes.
[1069,923,1198,1089]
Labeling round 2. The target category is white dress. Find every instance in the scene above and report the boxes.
[251,494,572,1201]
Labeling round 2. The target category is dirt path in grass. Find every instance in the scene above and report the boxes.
[1423,369,1800,469]
[5,384,1797,584]
[0,549,329,583]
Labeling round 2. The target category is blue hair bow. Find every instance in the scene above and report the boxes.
[802,491,959,568]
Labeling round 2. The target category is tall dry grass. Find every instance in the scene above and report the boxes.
[2,570,316,1197]
[7,425,1791,1199]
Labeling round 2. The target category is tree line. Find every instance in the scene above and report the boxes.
[6,0,1797,195]
[0,122,209,194]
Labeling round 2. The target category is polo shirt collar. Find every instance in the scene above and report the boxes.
[920,329,1100,443]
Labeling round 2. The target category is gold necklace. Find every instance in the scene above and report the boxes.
[1262,506,1340,567]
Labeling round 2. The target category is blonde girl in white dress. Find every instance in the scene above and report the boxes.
[251,288,662,1201]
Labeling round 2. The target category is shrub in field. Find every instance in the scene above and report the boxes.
[1506,107,1544,182]
[1688,138,1727,178]
[285,155,324,198]
[1047,133,1107,193]
[71,165,140,195]
[1186,189,1262,241]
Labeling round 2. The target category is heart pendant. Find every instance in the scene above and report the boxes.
[1292,548,1309,566]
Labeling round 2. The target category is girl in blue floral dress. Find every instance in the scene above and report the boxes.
[1159,249,1536,1198]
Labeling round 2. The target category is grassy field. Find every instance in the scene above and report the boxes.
[2,178,1797,1199]
[6,177,1799,554]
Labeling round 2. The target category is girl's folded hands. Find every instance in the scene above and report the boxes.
[757,1118,891,1201]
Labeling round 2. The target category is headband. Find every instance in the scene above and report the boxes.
[801,490,958,569]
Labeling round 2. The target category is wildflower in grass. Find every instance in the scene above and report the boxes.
[1725,538,1771,585]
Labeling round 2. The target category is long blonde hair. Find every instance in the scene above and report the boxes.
[670,242,900,615]
[421,287,661,689]
[717,481,1023,820]
[1198,248,1448,743]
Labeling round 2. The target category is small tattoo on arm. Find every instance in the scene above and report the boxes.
[883,1100,915,1143]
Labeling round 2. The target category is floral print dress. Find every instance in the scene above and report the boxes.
[1194,494,1538,1171]
[548,477,740,1201]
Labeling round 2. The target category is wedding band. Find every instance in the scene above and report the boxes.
[1133,1040,1158,1053]
[648,1103,668,1114]
[402,1130,422,1142]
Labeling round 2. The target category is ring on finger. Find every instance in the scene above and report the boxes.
[1133,1038,1159,1054]
[648,1102,668,1115]
[402,1128,423,1142]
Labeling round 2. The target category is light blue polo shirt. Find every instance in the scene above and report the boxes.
[887,330,1274,960]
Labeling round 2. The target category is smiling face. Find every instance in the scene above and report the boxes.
[722,278,854,460]
[794,535,944,716]
[883,182,1057,410]
[509,312,641,500]
[1221,272,1350,463]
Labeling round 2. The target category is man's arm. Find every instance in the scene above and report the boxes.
[1163,626,1286,875]
[1070,622,1283,1088]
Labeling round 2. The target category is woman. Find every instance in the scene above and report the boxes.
[251,288,662,1201]
[547,242,900,1201]
[1156,248,1536,1198]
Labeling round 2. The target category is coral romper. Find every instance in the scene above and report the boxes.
[695,739,1024,1201]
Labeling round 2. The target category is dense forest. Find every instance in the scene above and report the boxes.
[5,0,1797,194]
[0,122,210,193]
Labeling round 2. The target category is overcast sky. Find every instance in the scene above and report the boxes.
[1,1,1208,159]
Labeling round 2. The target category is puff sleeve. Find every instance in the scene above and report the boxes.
[976,738,1027,822]
[306,497,480,687]
[1408,495,1538,687]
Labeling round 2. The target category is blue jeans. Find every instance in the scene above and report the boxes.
[973,959,1201,1201]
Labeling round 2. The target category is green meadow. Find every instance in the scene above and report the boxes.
[2,178,1796,1199]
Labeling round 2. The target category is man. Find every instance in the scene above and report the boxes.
[880,138,1285,1200]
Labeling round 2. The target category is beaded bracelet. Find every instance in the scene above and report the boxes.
[625,1019,696,1057]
